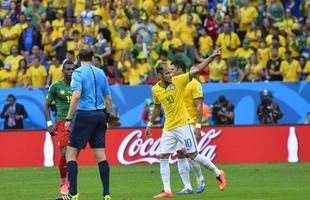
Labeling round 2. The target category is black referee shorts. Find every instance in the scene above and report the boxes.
[69,110,107,149]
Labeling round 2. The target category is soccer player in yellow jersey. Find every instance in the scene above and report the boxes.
[145,49,226,198]
[171,60,206,195]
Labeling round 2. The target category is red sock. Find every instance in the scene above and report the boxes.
[59,156,67,185]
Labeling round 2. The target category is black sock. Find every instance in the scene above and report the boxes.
[98,160,110,196]
[67,160,78,195]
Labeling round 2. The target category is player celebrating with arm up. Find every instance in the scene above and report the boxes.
[44,60,75,195]
[145,48,226,198]
[171,60,206,195]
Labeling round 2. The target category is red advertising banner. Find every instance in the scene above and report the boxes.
[0,125,309,167]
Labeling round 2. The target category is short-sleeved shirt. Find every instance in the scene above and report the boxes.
[184,79,203,124]
[209,60,227,81]
[199,35,213,55]
[27,65,47,87]
[46,80,72,120]
[0,70,15,88]
[216,32,241,59]
[152,73,192,130]
[280,59,301,82]
[177,23,196,46]
[4,55,24,72]
[48,65,63,83]
[71,64,111,111]
[239,6,258,31]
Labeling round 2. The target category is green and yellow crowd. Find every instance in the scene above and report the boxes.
[0,0,310,88]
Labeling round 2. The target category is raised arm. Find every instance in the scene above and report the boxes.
[189,48,221,78]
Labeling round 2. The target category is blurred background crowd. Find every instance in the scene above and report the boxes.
[1,0,310,88]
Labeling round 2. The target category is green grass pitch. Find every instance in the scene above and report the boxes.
[0,163,309,200]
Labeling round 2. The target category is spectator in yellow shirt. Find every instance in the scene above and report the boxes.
[52,9,65,36]
[198,28,213,59]
[246,22,262,50]
[270,36,286,60]
[113,28,133,62]
[242,53,264,82]
[0,62,16,88]
[42,22,58,57]
[27,57,48,87]
[208,56,227,83]
[128,57,143,86]
[15,59,29,87]
[148,32,162,65]
[238,0,258,41]
[216,23,241,59]
[168,9,180,36]
[162,30,182,52]
[46,57,64,86]
[235,39,255,62]
[265,28,286,47]
[288,30,303,58]
[67,30,84,56]
[4,45,24,72]
[257,40,271,68]
[0,17,19,56]
[180,3,202,25]
[280,51,302,82]
[118,51,132,84]
[137,52,152,77]
[176,15,196,62]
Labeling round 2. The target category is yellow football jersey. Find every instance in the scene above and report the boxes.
[152,73,192,130]
[184,79,203,124]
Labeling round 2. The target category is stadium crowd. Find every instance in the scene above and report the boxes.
[0,0,310,87]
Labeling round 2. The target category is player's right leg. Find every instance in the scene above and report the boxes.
[56,121,70,195]
[90,111,110,200]
[175,147,193,195]
[153,131,176,199]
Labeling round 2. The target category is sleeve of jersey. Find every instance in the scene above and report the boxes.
[192,81,203,99]
[71,71,82,91]
[152,87,160,105]
[102,73,111,96]
[173,72,190,88]
[46,84,55,102]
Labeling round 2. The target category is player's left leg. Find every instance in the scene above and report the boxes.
[176,124,226,192]
[59,147,69,195]
[93,148,110,200]
[189,159,205,193]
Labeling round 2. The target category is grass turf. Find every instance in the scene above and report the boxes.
[0,163,309,200]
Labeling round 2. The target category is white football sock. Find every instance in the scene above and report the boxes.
[194,154,221,177]
[160,159,171,192]
[177,158,192,189]
[189,159,204,180]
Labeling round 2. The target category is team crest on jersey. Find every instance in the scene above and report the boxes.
[170,85,176,90]
[60,90,65,95]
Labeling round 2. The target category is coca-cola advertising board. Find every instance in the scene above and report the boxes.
[0,125,309,167]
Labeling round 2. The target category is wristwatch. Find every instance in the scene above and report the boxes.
[65,118,72,122]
